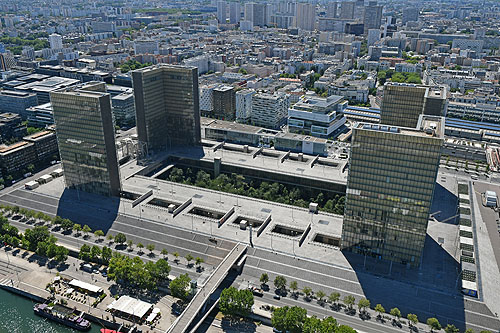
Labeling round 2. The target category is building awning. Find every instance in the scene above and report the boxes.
[68,279,103,294]
[107,295,152,319]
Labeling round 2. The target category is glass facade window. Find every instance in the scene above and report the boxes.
[380,85,427,128]
[341,123,443,267]
[51,83,121,197]
[132,65,201,153]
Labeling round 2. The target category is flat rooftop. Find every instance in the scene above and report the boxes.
[162,142,348,186]
[356,115,445,139]
[202,118,262,134]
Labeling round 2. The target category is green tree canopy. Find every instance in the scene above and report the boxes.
[427,317,442,332]
[114,233,126,244]
[274,275,287,291]
[219,287,254,317]
[170,273,191,301]
[271,306,307,333]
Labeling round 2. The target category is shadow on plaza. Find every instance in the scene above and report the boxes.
[344,234,465,330]
[430,183,459,224]
[55,188,120,235]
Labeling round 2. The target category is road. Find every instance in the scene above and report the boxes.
[0,188,233,267]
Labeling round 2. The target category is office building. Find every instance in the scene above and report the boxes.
[24,130,59,165]
[50,82,121,197]
[363,1,383,34]
[132,65,201,153]
[402,7,419,24]
[288,94,347,138]
[0,90,38,119]
[251,92,289,129]
[112,91,135,128]
[380,83,447,128]
[296,3,316,31]
[213,86,236,121]
[13,76,79,105]
[340,1,355,19]
[0,113,26,143]
[341,115,444,267]
[26,103,54,128]
[217,1,227,23]
[49,33,63,50]
[0,129,58,178]
[229,2,241,24]
[236,89,255,123]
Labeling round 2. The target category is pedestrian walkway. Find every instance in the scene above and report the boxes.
[167,242,247,333]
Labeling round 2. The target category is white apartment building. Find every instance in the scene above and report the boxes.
[49,33,63,50]
[251,92,289,129]
[134,39,159,55]
[236,89,255,123]
[200,85,217,113]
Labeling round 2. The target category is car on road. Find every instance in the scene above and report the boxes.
[248,286,264,297]
[273,295,281,300]
[471,174,479,180]
[81,263,93,273]
[92,269,99,274]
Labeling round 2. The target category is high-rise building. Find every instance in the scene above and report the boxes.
[367,29,380,47]
[326,2,338,18]
[49,33,63,50]
[251,92,289,129]
[363,1,383,34]
[380,83,447,128]
[402,7,419,24]
[340,1,355,19]
[229,2,241,24]
[245,3,268,27]
[236,89,254,123]
[213,86,236,121]
[354,0,365,20]
[341,115,444,267]
[296,3,316,31]
[50,82,121,197]
[132,65,201,153]
[217,1,227,23]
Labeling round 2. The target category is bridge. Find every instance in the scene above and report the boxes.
[166,242,247,333]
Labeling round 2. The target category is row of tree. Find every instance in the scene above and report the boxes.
[167,168,345,215]
[0,215,68,263]
[260,274,488,333]
[107,252,171,291]
[272,306,354,333]
[0,204,97,236]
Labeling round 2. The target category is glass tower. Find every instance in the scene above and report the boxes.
[341,115,444,267]
[50,82,121,197]
[132,65,201,154]
[380,83,447,128]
